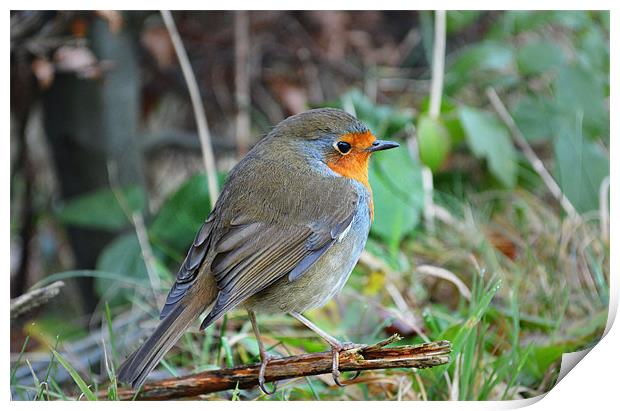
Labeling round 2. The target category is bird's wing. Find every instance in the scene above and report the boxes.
[198,191,359,330]
[159,215,216,319]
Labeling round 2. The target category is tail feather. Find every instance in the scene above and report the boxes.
[117,301,203,389]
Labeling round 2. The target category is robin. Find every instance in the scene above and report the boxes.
[117,108,399,393]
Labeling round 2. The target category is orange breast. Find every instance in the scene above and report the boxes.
[327,131,375,220]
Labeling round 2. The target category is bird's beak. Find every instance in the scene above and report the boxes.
[367,139,400,152]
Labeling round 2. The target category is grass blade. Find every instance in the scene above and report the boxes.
[51,349,97,401]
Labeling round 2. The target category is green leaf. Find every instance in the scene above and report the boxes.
[517,40,565,76]
[512,96,555,142]
[577,25,609,75]
[334,89,414,137]
[550,10,592,30]
[446,11,481,34]
[553,64,608,140]
[51,349,97,401]
[446,41,515,93]
[369,146,424,245]
[459,106,517,187]
[490,11,553,37]
[95,233,149,300]
[150,173,216,255]
[56,186,145,231]
[553,114,609,213]
[417,115,451,172]
[453,41,515,72]
[523,343,577,381]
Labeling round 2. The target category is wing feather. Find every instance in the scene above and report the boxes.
[199,193,359,330]
[159,216,215,319]
[159,173,362,328]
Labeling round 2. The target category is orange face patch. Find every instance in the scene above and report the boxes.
[326,131,376,219]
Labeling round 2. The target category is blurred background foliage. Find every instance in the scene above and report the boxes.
[10,10,609,401]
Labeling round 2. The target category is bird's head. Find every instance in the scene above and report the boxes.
[270,108,399,190]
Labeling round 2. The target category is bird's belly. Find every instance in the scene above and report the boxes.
[243,209,370,314]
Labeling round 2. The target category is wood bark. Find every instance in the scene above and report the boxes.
[108,337,451,400]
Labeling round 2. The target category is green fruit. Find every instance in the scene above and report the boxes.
[417,115,451,172]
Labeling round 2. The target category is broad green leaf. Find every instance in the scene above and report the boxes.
[512,96,555,142]
[517,40,565,76]
[490,11,553,37]
[553,115,609,213]
[446,11,481,33]
[95,233,149,300]
[149,173,216,255]
[550,10,592,30]
[419,98,465,144]
[522,343,578,381]
[56,186,145,231]
[369,146,424,245]
[577,25,609,77]
[335,89,414,137]
[417,114,451,172]
[459,106,517,187]
[451,41,515,72]
[553,64,608,140]
[446,41,515,92]
[599,10,610,32]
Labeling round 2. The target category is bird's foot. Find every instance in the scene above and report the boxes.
[330,341,367,387]
[258,353,278,395]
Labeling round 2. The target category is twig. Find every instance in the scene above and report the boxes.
[485,87,579,220]
[131,212,162,297]
[11,281,65,319]
[234,10,251,156]
[107,338,451,400]
[106,162,161,298]
[160,10,219,207]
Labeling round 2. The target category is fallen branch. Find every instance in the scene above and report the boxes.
[11,281,65,319]
[109,336,451,400]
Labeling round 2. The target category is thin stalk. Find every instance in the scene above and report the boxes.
[429,10,446,120]
[161,10,219,206]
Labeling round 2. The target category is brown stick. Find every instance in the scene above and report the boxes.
[109,337,451,400]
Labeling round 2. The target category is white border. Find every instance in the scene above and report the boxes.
[3,3,617,409]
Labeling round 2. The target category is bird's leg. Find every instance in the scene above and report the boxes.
[290,312,364,386]
[248,310,277,395]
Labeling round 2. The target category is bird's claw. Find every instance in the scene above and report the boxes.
[258,354,277,395]
[330,342,365,386]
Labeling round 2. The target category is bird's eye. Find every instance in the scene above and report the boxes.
[334,141,352,155]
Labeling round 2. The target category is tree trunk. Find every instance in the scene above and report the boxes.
[42,14,145,313]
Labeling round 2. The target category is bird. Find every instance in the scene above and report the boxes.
[117,107,399,394]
